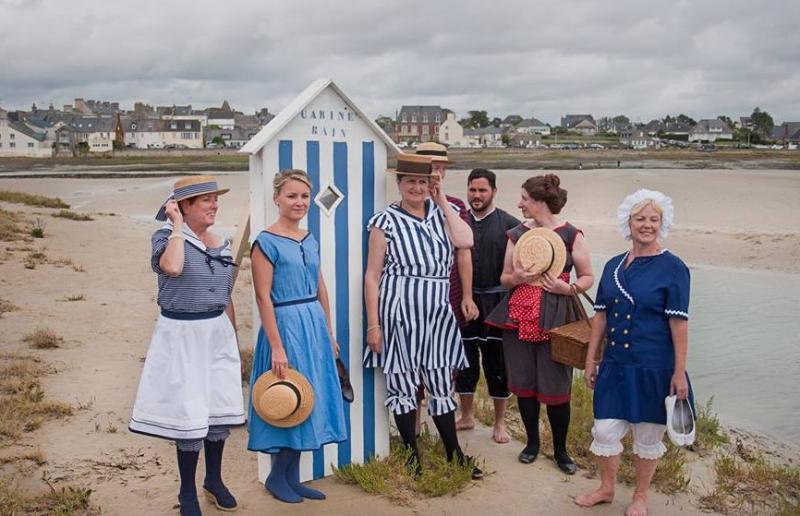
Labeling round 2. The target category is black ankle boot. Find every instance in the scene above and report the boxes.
[432,412,483,480]
[547,402,577,475]
[394,411,422,476]
[517,397,540,464]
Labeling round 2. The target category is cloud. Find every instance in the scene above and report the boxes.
[1,0,798,123]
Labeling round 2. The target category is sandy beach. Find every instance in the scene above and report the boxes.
[1,167,799,515]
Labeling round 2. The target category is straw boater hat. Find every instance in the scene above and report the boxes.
[513,227,567,286]
[251,369,315,428]
[386,153,436,177]
[155,175,230,221]
[416,142,450,163]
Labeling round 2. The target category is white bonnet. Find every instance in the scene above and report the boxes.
[617,189,674,241]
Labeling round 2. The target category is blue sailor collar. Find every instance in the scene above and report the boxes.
[613,249,670,306]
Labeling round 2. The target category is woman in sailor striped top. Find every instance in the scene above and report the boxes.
[364,157,482,480]
[129,176,244,516]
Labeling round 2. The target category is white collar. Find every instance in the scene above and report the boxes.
[161,222,231,256]
[470,206,496,221]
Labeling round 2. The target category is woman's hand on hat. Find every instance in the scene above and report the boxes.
[511,259,539,285]
[271,345,289,379]
[164,200,183,225]
[540,272,571,295]
[670,371,689,400]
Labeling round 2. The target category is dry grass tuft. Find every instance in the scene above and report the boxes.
[24,247,48,269]
[52,210,94,221]
[0,449,47,466]
[335,430,477,503]
[0,298,19,318]
[0,207,25,241]
[29,217,46,238]
[59,294,86,302]
[23,328,64,349]
[0,190,70,209]
[0,472,96,515]
[699,439,800,514]
[0,354,73,444]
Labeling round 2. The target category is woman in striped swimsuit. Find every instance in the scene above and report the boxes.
[364,154,482,479]
[130,176,245,516]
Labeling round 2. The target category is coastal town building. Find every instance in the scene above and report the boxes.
[0,108,56,157]
[205,125,260,148]
[771,122,800,143]
[571,118,598,136]
[160,105,209,129]
[207,100,236,130]
[510,117,551,136]
[620,127,658,149]
[396,105,446,143]
[437,112,466,147]
[561,114,596,130]
[688,119,733,142]
[464,126,504,147]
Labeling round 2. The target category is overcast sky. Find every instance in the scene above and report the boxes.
[2,0,799,124]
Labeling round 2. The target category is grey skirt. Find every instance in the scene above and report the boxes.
[502,330,572,405]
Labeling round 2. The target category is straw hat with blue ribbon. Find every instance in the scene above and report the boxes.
[155,175,230,221]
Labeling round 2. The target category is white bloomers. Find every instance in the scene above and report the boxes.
[589,419,667,460]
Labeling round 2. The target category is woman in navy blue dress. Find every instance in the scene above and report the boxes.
[248,169,347,504]
[576,189,694,516]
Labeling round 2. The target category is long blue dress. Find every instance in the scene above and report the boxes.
[247,231,347,453]
[592,250,695,425]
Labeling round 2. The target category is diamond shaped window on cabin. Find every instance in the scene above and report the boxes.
[315,184,344,216]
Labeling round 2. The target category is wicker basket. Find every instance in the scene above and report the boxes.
[550,290,603,369]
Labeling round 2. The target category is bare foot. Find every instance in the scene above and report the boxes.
[492,424,511,444]
[625,494,648,516]
[574,488,614,508]
[456,416,475,431]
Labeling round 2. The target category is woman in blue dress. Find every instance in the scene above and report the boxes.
[247,169,347,504]
[576,189,694,516]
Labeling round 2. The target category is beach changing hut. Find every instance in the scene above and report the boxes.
[240,78,398,482]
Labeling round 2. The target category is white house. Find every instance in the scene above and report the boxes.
[512,117,551,136]
[161,119,203,148]
[161,105,209,129]
[0,109,55,157]
[240,78,397,483]
[207,101,236,130]
[464,126,505,147]
[68,116,117,153]
[689,119,733,142]
[437,112,466,147]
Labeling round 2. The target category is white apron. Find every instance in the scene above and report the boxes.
[129,312,245,440]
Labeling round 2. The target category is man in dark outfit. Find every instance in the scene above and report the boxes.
[455,168,520,443]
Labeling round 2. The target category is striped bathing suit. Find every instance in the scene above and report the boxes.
[364,199,467,416]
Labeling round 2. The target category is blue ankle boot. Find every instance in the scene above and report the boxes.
[264,448,303,503]
[287,449,326,500]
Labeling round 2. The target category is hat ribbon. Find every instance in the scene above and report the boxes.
[270,380,302,418]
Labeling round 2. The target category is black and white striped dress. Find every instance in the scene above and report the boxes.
[364,200,468,376]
